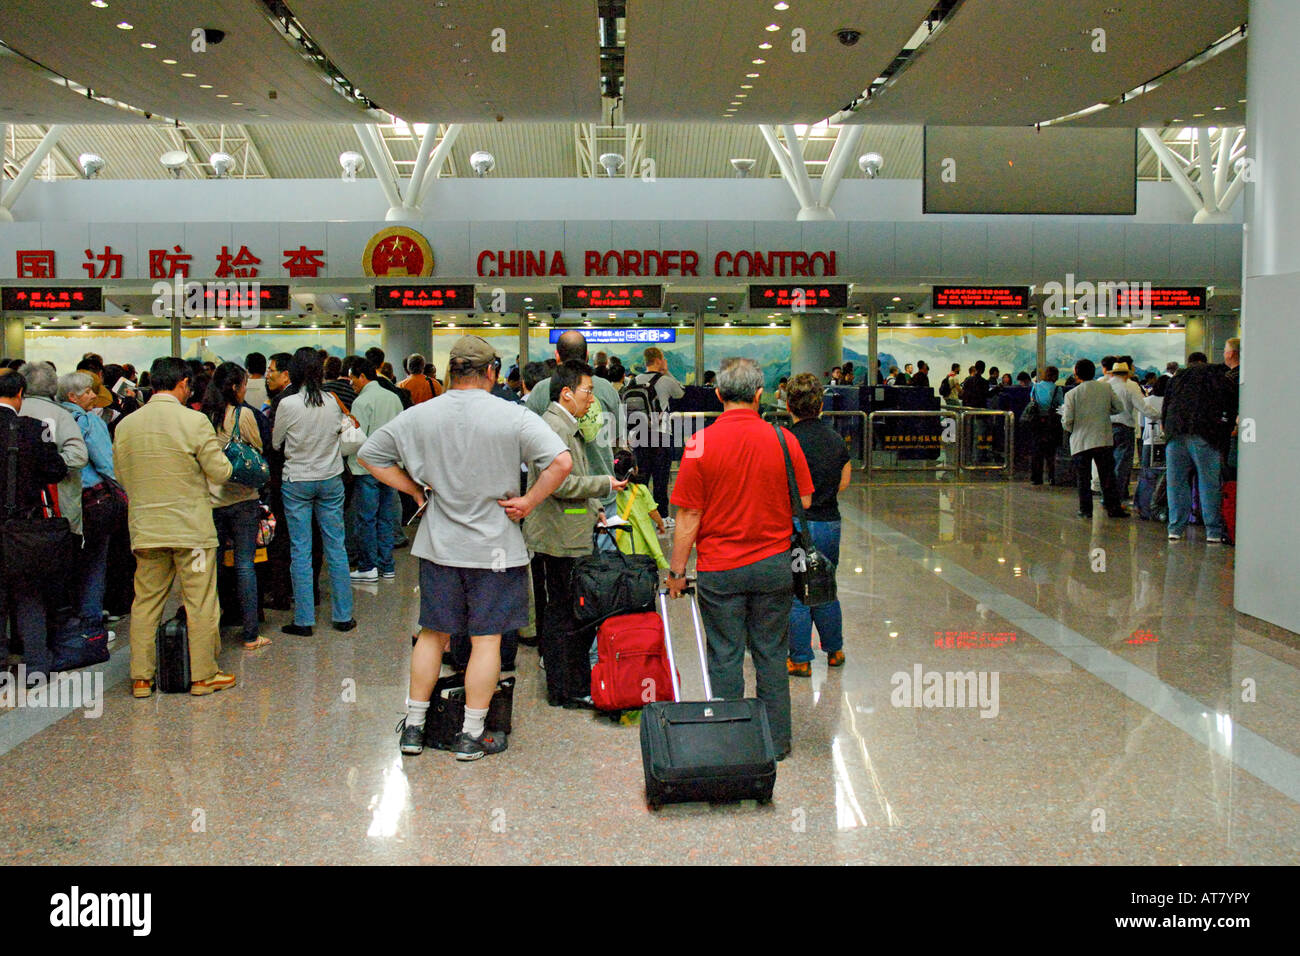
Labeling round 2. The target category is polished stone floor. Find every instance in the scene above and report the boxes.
[2,474,1297,865]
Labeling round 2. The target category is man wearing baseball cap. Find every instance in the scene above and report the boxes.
[358,335,573,760]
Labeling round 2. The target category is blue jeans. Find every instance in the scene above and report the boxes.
[283,475,354,626]
[78,525,112,638]
[214,498,262,643]
[1166,435,1224,537]
[1112,424,1136,498]
[353,473,397,574]
[788,520,844,662]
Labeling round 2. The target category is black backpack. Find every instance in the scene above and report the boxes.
[622,372,663,424]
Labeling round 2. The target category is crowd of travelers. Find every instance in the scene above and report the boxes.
[1,331,1238,765]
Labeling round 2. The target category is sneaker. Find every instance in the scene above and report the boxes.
[787,659,812,678]
[827,650,846,668]
[380,570,396,580]
[350,568,378,582]
[105,629,117,649]
[190,671,236,696]
[1206,536,1224,544]
[395,717,424,756]
[1168,531,1184,540]
[663,517,676,530]
[132,678,153,699]
[103,612,124,624]
[452,729,508,761]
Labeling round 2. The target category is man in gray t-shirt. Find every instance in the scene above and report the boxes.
[359,335,572,761]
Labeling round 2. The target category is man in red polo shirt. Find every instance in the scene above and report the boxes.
[666,357,812,760]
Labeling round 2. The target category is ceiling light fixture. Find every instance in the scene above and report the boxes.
[758,42,772,50]
[116,21,133,30]
[766,23,780,31]
[180,72,196,78]
[90,1,108,7]
[774,1,789,9]
[747,72,760,78]
[752,58,766,64]
[140,42,156,49]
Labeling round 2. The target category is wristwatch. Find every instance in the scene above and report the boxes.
[667,569,687,581]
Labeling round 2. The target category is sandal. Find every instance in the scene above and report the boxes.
[242,635,272,650]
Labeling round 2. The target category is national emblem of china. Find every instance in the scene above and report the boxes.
[362,226,434,277]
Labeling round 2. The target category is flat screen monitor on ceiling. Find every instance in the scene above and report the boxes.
[923,126,1137,215]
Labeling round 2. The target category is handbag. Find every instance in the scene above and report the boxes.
[572,527,659,626]
[224,406,270,488]
[330,392,367,458]
[1019,398,1042,425]
[773,424,837,608]
[0,417,77,589]
[81,475,128,537]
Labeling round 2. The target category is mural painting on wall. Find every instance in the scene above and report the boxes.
[22,328,383,373]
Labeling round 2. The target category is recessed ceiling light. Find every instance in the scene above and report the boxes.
[199,83,212,88]
[1193,112,1205,117]
[216,93,228,98]
[140,41,156,49]
[181,72,196,78]
[892,296,901,301]
[740,84,753,89]
[116,21,133,30]
[232,102,242,106]
[1213,105,1226,111]
[90,0,108,7]
[162,58,177,64]
[758,42,772,49]
[1238,98,1247,104]
[752,58,766,64]
[731,100,742,105]
[766,23,780,31]
[774,1,789,9]
[746,72,760,78]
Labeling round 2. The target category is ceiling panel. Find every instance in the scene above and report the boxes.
[291,0,601,122]
[624,0,936,123]
[0,0,375,122]
[855,0,1248,126]
[1063,40,1246,127]
[0,45,154,124]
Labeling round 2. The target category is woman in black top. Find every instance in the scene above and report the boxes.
[784,373,851,677]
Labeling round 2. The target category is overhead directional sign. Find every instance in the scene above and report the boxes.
[2,286,103,312]
[933,285,1030,310]
[561,284,664,310]
[1113,286,1208,311]
[747,284,848,310]
[375,284,476,310]
[549,328,676,344]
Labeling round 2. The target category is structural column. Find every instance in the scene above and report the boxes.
[344,311,356,356]
[693,312,704,385]
[518,312,529,368]
[3,316,24,360]
[867,311,878,386]
[789,312,842,378]
[170,316,182,358]
[379,314,433,369]
[1235,0,1300,631]
[1035,311,1047,377]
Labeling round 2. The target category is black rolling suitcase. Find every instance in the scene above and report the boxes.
[155,608,191,693]
[640,588,776,809]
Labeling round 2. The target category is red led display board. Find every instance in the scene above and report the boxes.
[933,286,1030,310]
[2,286,103,311]
[201,284,289,310]
[561,285,664,310]
[375,284,476,310]
[1112,287,1207,311]
[747,284,848,309]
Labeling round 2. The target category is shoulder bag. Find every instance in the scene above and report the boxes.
[223,405,270,488]
[774,424,837,607]
[0,415,76,588]
[572,526,659,626]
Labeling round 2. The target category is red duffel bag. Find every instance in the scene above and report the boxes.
[591,611,680,712]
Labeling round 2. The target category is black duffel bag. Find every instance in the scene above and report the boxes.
[0,431,76,591]
[572,527,659,626]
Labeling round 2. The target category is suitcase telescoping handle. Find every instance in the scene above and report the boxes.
[657,584,713,703]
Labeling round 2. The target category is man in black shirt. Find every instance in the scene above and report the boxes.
[911,361,931,392]
[784,373,851,678]
[961,360,990,408]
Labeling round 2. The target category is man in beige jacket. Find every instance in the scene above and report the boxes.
[526,360,627,707]
[114,357,236,697]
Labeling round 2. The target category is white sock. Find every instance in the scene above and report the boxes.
[462,706,488,738]
[406,698,430,729]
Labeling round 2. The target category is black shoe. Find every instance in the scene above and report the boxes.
[775,747,791,762]
[500,660,517,673]
[452,729,508,761]
[392,538,410,550]
[280,623,313,637]
[396,718,424,756]
[332,619,357,632]
[1107,508,1131,518]
[562,695,596,710]
[516,635,540,647]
